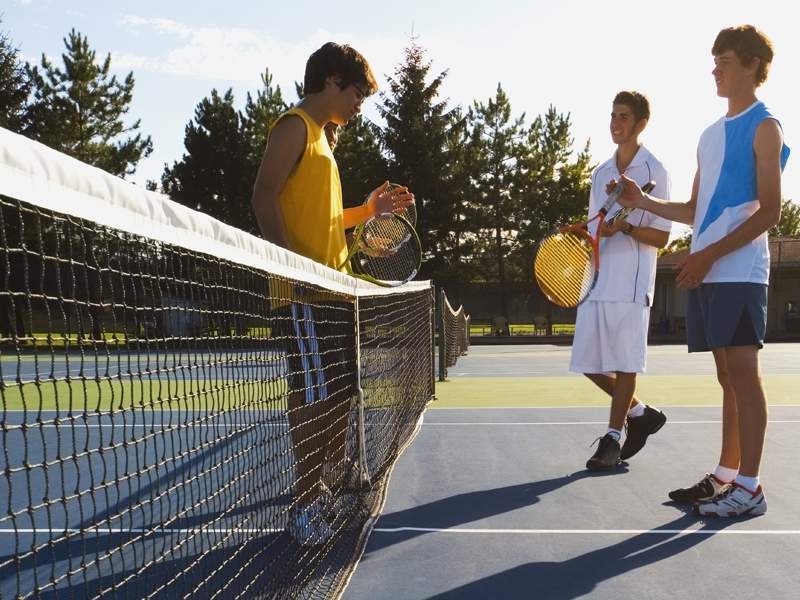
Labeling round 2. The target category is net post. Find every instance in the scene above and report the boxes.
[354,294,371,488]
[430,288,437,396]
[437,287,446,382]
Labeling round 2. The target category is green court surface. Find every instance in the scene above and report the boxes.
[434,374,800,408]
[1,378,288,411]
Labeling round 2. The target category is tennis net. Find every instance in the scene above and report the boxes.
[0,128,434,599]
[437,290,470,381]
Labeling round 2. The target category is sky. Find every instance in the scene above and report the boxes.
[3,0,798,239]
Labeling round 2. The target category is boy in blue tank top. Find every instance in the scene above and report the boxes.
[616,25,789,517]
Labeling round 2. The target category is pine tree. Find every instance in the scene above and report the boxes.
[335,116,388,208]
[24,29,152,177]
[378,39,461,281]
[0,19,30,132]
[241,70,288,170]
[162,72,288,233]
[468,84,528,302]
[162,89,254,232]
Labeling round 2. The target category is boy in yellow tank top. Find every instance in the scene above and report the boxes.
[251,42,414,546]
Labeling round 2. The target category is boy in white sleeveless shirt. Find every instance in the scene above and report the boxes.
[617,25,790,516]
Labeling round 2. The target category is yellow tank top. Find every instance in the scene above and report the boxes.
[269,107,348,271]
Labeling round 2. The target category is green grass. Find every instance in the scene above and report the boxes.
[433,375,800,407]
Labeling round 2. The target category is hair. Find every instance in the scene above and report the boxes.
[303,42,378,96]
[712,25,774,86]
[613,91,650,122]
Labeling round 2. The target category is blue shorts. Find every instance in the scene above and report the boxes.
[274,299,356,405]
[686,282,767,352]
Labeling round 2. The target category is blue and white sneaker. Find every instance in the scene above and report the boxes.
[286,494,334,546]
[694,482,767,517]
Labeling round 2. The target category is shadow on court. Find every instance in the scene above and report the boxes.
[370,467,629,552]
[426,514,736,600]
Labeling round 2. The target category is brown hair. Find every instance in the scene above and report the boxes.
[712,25,774,86]
[613,91,650,122]
[303,42,378,95]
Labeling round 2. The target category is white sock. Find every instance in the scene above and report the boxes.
[735,474,760,492]
[713,465,738,483]
[627,403,646,418]
[606,428,622,442]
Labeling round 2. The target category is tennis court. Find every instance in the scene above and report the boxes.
[343,344,800,599]
[3,125,799,600]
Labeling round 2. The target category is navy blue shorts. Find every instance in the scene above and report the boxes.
[686,283,767,352]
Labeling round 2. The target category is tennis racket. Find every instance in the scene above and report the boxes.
[341,211,421,287]
[533,181,655,308]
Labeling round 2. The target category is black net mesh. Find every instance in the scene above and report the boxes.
[0,193,433,600]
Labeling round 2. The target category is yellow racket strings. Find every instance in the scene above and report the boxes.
[535,232,595,307]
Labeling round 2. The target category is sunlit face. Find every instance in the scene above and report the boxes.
[610,104,643,145]
[712,49,757,98]
[328,78,368,125]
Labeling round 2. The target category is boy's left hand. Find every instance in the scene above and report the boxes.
[599,219,626,237]
[675,248,715,289]
[367,181,415,217]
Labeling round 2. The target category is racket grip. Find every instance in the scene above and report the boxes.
[642,181,656,194]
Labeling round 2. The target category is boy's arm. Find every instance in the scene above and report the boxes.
[617,170,699,226]
[620,224,670,249]
[251,116,306,250]
[674,119,783,288]
[342,182,415,230]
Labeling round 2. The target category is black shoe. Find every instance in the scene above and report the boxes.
[619,406,667,460]
[586,434,622,471]
[668,473,732,503]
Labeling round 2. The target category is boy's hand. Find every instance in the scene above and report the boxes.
[675,248,715,289]
[615,174,646,209]
[599,219,626,237]
[367,181,415,217]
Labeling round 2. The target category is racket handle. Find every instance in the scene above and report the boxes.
[642,181,656,194]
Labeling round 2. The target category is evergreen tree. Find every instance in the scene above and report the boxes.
[24,29,152,177]
[335,116,388,208]
[0,19,30,132]
[517,106,592,265]
[162,72,288,233]
[241,70,288,170]
[162,89,254,232]
[378,39,461,281]
[467,84,528,301]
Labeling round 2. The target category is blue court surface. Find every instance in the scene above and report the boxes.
[344,406,800,599]
[343,346,800,600]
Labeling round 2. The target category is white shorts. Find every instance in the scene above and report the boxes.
[569,301,651,374]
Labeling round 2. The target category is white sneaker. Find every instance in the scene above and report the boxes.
[694,483,767,517]
[286,495,334,546]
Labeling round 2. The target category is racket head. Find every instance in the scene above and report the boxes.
[351,213,421,286]
[533,227,598,308]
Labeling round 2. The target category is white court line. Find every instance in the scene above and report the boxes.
[423,420,800,425]
[0,528,282,535]
[372,526,800,535]
[429,405,800,409]
[5,527,796,536]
